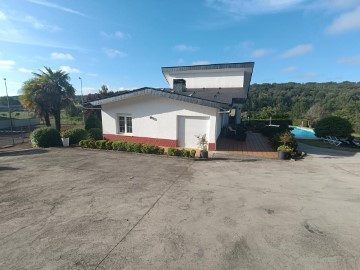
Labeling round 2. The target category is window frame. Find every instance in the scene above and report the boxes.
[117,114,133,134]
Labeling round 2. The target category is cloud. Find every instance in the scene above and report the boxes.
[100,31,130,39]
[24,16,44,29]
[338,56,360,65]
[115,31,126,39]
[281,44,313,58]
[297,72,319,79]
[174,44,199,52]
[251,48,272,58]
[205,0,307,17]
[26,0,86,16]
[18,67,33,73]
[308,0,359,10]
[86,73,98,77]
[23,16,60,31]
[282,66,297,72]
[177,58,185,64]
[0,11,6,20]
[192,61,210,65]
[60,66,81,74]
[0,60,16,70]
[327,6,360,34]
[51,52,74,60]
[103,48,127,58]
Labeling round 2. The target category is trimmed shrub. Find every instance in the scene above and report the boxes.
[190,149,196,158]
[167,148,192,157]
[61,128,88,145]
[141,144,164,154]
[79,139,96,148]
[112,141,127,151]
[158,148,165,155]
[315,116,353,138]
[85,114,102,130]
[87,128,103,140]
[31,127,62,148]
[95,140,107,149]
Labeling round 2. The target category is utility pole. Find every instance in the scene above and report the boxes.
[4,78,15,145]
[78,77,85,126]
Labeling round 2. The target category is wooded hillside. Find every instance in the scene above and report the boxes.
[244,82,360,133]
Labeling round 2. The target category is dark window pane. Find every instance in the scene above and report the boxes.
[126,117,132,133]
[119,116,125,133]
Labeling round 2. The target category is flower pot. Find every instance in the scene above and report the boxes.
[62,137,69,147]
[278,151,290,160]
[200,151,208,159]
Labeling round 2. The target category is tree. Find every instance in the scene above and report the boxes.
[99,85,109,95]
[20,78,51,126]
[304,103,327,128]
[20,67,76,131]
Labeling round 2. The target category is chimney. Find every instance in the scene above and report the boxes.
[173,79,186,92]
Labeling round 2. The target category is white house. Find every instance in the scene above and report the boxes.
[90,62,254,150]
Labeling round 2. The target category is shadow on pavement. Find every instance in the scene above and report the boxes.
[0,166,19,171]
[298,143,357,158]
[0,149,48,157]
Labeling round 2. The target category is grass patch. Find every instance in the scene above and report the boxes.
[298,139,360,153]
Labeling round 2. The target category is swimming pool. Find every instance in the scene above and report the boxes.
[291,127,317,139]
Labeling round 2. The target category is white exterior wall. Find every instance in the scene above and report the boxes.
[101,95,219,143]
[165,70,244,89]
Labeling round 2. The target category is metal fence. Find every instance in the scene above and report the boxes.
[0,119,40,148]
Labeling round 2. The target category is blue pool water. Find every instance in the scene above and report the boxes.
[291,127,317,139]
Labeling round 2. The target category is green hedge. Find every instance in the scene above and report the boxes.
[87,128,103,140]
[250,119,292,130]
[31,127,63,148]
[167,148,196,158]
[314,116,353,138]
[85,114,102,130]
[61,128,88,145]
[79,140,165,155]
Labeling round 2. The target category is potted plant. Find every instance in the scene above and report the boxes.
[277,131,295,160]
[277,145,293,160]
[196,134,208,158]
[60,130,70,147]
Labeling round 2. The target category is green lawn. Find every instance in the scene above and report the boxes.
[0,110,85,129]
[298,139,360,153]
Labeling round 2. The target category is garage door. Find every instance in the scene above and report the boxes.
[177,116,210,148]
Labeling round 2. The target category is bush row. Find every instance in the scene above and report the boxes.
[31,127,103,148]
[167,148,196,158]
[79,139,165,155]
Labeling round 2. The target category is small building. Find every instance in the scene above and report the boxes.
[90,62,254,150]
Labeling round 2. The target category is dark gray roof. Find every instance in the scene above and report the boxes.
[162,62,254,73]
[89,88,231,109]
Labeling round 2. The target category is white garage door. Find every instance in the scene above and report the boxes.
[177,116,210,148]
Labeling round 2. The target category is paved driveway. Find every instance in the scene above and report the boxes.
[1,147,359,269]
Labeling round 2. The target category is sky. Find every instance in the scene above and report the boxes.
[0,0,360,96]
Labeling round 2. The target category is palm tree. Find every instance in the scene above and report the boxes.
[20,67,76,131]
[20,78,51,126]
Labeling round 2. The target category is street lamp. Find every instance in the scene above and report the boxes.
[3,78,14,145]
[78,77,85,126]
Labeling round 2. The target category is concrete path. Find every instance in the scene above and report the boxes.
[1,147,359,269]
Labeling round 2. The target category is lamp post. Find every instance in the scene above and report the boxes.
[3,78,14,145]
[78,77,85,126]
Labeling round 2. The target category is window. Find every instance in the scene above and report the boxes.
[118,115,132,134]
